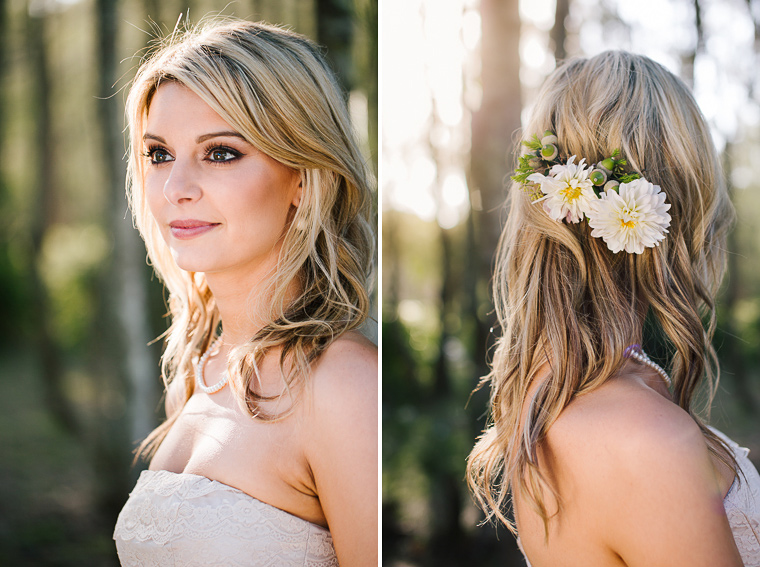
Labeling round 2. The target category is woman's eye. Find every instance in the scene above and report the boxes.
[146,148,173,164]
[208,148,239,162]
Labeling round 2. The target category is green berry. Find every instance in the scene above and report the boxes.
[603,179,620,192]
[528,156,542,169]
[589,169,607,186]
[541,134,558,146]
[541,144,558,160]
[600,157,615,172]
[543,130,555,138]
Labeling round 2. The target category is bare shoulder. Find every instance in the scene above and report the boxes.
[541,373,740,565]
[548,375,704,468]
[308,330,378,412]
[550,379,704,451]
[302,331,378,566]
[544,374,713,502]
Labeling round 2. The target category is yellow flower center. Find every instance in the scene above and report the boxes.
[561,182,582,202]
[620,209,637,229]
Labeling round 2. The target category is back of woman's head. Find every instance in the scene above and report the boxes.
[506,51,732,401]
[126,19,375,439]
[468,50,735,531]
[519,51,730,291]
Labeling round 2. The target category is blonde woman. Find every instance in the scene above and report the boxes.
[112,20,377,566]
[468,51,760,566]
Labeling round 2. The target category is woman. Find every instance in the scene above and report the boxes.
[113,19,377,566]
[467,52,760,566]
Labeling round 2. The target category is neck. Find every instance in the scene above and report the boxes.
[204,257,299,347]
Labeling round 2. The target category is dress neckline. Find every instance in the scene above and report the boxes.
[141,469,330,531]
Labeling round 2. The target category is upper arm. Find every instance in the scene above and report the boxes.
[587,407,742,566]
[305,336,378,566]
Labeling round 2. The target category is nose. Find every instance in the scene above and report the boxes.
[162,158,202,205]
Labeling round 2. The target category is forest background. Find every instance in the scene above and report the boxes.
[0,0,376,564]
[382,0,760,565]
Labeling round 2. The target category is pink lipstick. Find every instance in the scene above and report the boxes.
[169,219,220,239]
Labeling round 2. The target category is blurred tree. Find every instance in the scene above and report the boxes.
[25,5,74,434]
[92,0,157,518]
[681,0,703,87]
[551,0,569,61]
[469,0,521,382]
[317,0,355,91]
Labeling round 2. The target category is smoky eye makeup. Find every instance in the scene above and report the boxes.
[203,143,244,164]
[144,144,174,164]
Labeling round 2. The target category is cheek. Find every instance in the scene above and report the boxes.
[235,193,291,238]
[233,176,297,231]
[144,175,165,219]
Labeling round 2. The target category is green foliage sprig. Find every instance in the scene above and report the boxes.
[511,133,642,199]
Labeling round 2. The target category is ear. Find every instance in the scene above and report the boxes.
[291,175,303,207]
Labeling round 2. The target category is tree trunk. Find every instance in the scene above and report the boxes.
[361,0,378,173]
[722,145,755,413]
[682,0,703,87]
[94,0,157,514]
[746,0,760,100]
[469,0,521,380]
[25,8,78,436]
[316,0,355,92]
[551,0,569,62]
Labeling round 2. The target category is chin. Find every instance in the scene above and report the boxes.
[170,251,218,274]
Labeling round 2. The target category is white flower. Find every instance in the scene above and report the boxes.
[527,156,597,223]
[587,177,671,254]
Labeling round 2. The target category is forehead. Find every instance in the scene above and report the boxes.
[146,82,234,134]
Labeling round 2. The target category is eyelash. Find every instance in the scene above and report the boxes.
[142,143,243,165]
[203,144,243,164]
[143,144,171,164]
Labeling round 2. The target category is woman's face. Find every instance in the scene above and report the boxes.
[143,82,301,278]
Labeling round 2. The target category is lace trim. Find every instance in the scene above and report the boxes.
[711,429,760,566]
[114,470,339,566]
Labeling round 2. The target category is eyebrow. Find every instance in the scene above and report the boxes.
[142,131,249,144]
[196,131,248,143]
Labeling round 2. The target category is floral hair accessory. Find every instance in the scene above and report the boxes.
[512,131,671,254]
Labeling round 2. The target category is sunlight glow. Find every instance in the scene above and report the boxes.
[437,172,470,230]
[385,0,756,226]
[383,0,475,228]
[462,10,481,51]
[519,0,555,31]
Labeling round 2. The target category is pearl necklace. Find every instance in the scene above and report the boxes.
[195,337,229,394]
[624,344,672,389]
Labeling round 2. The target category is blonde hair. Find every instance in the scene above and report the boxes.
[467,51,736,533]
[127,19,375,458]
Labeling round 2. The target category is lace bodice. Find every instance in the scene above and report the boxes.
[113,470,338,566]
[518,428,760,566]
[711,428,760,566]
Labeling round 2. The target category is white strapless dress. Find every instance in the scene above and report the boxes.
[712,428,760,566]
[113,469,339,566]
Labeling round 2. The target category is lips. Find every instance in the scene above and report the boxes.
[169,219,220,239]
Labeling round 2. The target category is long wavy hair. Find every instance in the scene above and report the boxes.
[467,51,736,534]
[127,19,375,459]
